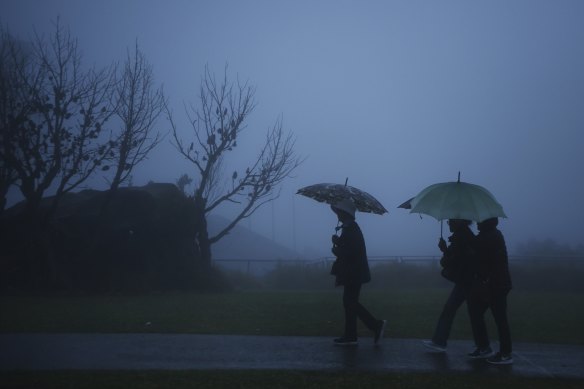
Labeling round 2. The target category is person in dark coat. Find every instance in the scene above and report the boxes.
[422,219,476,353]
[330,198,386,346]
[467,217,513,364]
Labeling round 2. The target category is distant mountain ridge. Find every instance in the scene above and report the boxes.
[208,214,303,260]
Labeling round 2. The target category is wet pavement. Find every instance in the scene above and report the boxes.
[0,334,583,379]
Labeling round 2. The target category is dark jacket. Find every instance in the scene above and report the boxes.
[331,220,371,286]
[475,226,512,292]
[440,226,476,286]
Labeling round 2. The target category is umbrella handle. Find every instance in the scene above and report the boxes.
[440,220,443,239]
[334,220,342,235]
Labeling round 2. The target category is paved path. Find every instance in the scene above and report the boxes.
[1,334,583,379]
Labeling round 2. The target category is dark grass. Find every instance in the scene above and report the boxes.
[1,370,583,389]
[1,285,583,388]
[1,288,583,344]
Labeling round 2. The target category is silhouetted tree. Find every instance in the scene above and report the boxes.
[170,65,303,266]
[0,29,26,214]
[76,42,167,262]
[0,20,115,224]
[105,41,165,201]
[0,20,117,289]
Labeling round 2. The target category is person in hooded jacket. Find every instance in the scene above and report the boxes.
[330,198,386,346]
[422,219,476,353]
[467,217,513,364]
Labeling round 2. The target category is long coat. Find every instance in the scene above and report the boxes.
[331,220,371,286]
[475,227,512,292]
[440,226,476,287]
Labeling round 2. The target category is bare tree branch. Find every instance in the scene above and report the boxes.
[106,41,166,194]
[0,19,116,222]
[208,117,303,243]
[171,64,303,264]
[0,28,31,212]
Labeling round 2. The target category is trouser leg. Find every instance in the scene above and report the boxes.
[432,284,466,346]
[490,290,512,355]
[343,283,360,339]
[343,283,379,338]
[355,300,379,332]
[467,296,490,349]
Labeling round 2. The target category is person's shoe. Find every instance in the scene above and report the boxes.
[333,337,358,346]
[467,346,494,359]
[374,320,387,345]
[487,352,513,365]
[422,340,447,353]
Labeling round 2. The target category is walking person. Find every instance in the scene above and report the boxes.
[467,217,513,364]
[422,219,476,353]
[329,198,386,346]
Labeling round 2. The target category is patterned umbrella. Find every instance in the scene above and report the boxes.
[297,182,388,215]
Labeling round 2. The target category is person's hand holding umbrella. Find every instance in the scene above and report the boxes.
[438,237,448,253]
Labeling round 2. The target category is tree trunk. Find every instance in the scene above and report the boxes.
[193,196,212,268]
[198,217,212,268]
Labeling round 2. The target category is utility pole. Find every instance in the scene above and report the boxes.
[292,195,297,252]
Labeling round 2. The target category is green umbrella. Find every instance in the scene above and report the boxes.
[409,174,506,230]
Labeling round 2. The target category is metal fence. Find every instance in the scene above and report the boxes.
[212,255,584,276]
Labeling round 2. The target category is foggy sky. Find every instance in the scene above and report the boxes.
[3,0,584,257]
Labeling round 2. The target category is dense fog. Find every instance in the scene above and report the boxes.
[3,0,584,258]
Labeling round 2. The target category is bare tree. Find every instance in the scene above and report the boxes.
[0,20,116,224]
[0,29,29,213]
[171,65,303,266]
[105,41,165,201]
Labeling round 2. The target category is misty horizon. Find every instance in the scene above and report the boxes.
[3,0,584,257]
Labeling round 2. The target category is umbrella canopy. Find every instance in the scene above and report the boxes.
[397,197,414,210]
[297,182,388,215]
[408,180,506,222]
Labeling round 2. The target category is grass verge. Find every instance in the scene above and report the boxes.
[1,288,583,344]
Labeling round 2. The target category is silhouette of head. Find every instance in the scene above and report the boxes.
[447,219,472,232]
[331,198,356,221]
[478,217,498,232]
